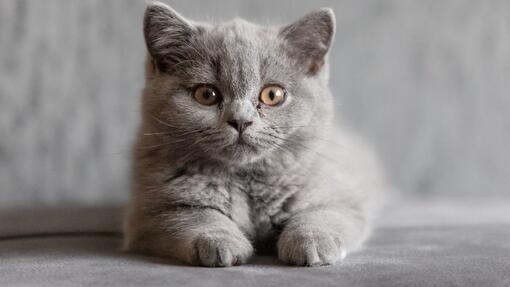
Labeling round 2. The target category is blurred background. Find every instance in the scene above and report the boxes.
[1,0,509,209]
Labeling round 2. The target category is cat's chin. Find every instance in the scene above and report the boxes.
[214,142,264,165]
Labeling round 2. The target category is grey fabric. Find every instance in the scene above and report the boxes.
[0,206,122,238]
[2,200,510,238]
[1,203,510,286]
[1,225,509,287]
[2,1,510,208]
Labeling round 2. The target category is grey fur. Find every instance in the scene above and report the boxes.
[124,2,385,267]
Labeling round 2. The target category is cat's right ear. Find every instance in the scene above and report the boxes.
[144,1,196,73]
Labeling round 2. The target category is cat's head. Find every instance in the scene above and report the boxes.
[141,2,335,165]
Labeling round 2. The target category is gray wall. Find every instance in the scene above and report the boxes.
[1,0,509,207]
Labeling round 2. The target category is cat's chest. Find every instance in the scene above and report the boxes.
[232,171,305,247]
[244,175,299,216]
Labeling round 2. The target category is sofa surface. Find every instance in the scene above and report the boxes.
[1,200,509,287]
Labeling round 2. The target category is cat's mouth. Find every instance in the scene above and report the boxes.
[210,132,266,164]
[230,136,256,150]
[221,135,259,157]
[236,135,248,145]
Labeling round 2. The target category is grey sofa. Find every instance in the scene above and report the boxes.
[1,201,509,287]
[1,1,510,286]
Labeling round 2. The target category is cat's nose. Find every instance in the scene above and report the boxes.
[227,120,253,134]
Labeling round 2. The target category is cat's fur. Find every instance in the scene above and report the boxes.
[124,1,385,267]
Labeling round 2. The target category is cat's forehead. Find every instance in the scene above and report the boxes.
[211,18,267,39]
[203,18,275,52]
[183,19,290,94]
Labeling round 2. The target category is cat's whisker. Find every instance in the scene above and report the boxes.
[144,126,206,138]
[137,130,214,151]
[268,140,347,185]
[263,127,347,147]
[177,129,222,161]
[261,131,345,167]
[268,140,342,183]
[143,132,175,136]
[136,139,187,150]
[272,124,334,129]
[150,115,182,129]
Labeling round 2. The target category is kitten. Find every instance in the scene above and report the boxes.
[124,1,385,267]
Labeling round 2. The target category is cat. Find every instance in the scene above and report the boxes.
[124,1,386,267]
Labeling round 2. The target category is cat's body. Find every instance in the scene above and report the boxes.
[124,2,385,267]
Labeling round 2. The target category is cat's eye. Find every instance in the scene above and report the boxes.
[259,85,286,106]
[193,85,221,106]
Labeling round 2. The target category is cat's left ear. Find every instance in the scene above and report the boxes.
[279,8,336,76]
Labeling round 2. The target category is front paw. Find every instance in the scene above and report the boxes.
[277,227,347,266]
[193,230,253,267]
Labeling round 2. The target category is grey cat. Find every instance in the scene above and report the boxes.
[124,1,385,267]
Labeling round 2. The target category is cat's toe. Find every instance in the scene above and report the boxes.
[193,231,253,267]
[277,227,346,267]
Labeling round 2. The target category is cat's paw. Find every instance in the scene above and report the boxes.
[192,230,253,267]
[277,227,347,266]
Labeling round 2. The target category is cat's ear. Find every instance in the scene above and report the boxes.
[144,1,197,73]
[279,8,336,76]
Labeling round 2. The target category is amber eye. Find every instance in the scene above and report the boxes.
[259,85,286,106]
[193,85,220,106]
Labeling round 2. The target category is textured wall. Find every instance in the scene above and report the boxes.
[1,0,509,207]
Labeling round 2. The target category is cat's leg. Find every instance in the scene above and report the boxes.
[125,208,253,267]
[277,206,369,266]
